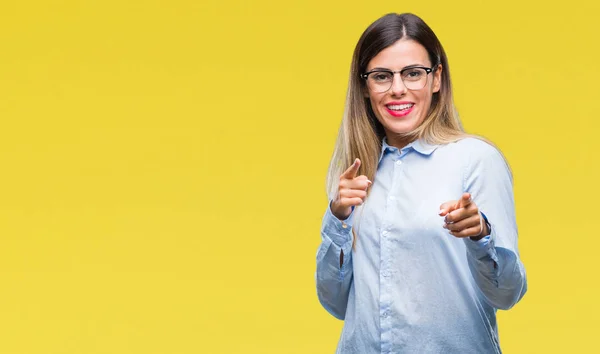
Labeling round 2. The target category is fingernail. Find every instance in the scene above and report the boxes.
[438,209,444,215]
[442,223,447,229]
[367,180,372,185]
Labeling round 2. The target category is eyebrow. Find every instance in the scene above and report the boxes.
[368,64,428,71]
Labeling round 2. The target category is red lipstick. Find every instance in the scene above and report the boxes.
[385,101,415,118]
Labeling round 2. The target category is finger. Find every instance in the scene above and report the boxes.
[457,192,472,209]
[341,158,361,179]
[438,200,458,216]
[443,214,480,232]
[339,197,364,207]
[339,178,370,191]
[449,225,482,238]
[339,189,367,200]
[345,176,372,191]
[444,203,479,223]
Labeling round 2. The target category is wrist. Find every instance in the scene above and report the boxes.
[330,200,352,221]
[470,212,491,241]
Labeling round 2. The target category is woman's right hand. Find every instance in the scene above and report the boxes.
[330,158,372,220]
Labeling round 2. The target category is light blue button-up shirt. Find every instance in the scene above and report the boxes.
[316,137,527,353]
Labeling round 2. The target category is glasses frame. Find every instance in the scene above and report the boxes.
[360,66,436,92]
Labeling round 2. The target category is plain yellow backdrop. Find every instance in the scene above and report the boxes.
[0,0,598,353]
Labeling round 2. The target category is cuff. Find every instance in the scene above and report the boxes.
[464,230,494,260]
[321,201,355,248]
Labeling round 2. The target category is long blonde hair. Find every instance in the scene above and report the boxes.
[327,13,486,200]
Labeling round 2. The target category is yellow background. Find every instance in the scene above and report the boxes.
[0,0,598,353]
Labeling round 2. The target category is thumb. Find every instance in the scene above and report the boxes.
[438,200,457,216]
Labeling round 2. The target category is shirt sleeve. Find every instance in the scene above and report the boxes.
[315,202,355,320]
[462,141,528,310]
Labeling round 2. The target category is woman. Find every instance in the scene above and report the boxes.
[316,13,527,353]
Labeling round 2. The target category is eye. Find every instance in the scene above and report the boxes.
[403,69,425,81]
[371,72,392,82]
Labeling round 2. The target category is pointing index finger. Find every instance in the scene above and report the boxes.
[457,192,472,208]
[341,158,361,179]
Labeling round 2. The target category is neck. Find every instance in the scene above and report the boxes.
[386,133,417,150]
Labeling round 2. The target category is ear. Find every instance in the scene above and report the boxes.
[432,64,442,93]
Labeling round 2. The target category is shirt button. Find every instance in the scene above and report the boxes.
[382,231,389,237]
[395,160,402,165]
[341,222,348,229]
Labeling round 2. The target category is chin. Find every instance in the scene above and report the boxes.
[382,118,421,135]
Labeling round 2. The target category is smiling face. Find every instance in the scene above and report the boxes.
[364,38,442,149]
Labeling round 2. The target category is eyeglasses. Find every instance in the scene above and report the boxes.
[361,66,435,93]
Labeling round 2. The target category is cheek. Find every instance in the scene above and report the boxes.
[368,95,385,115]
[418,86,435,108]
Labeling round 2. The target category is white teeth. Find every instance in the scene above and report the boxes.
[387,103,414,111]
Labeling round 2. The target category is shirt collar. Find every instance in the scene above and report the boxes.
[410,138,439,155]
[379,137,439,162]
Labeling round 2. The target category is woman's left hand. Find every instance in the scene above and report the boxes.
[439,193,489,240]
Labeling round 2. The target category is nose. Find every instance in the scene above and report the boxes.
[390,73,407,96]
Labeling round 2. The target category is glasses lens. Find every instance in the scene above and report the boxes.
[402,68,428,90]
[367,71,393,93]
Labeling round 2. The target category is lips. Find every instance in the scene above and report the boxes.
[385,102,415,117]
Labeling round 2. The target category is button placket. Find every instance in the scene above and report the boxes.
[380,151,404,352]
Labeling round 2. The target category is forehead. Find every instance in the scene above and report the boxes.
[367,39,431,70]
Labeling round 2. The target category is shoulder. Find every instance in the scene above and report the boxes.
[439,136,505,162]
[454,137,513,182]
[434,136,511,177]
